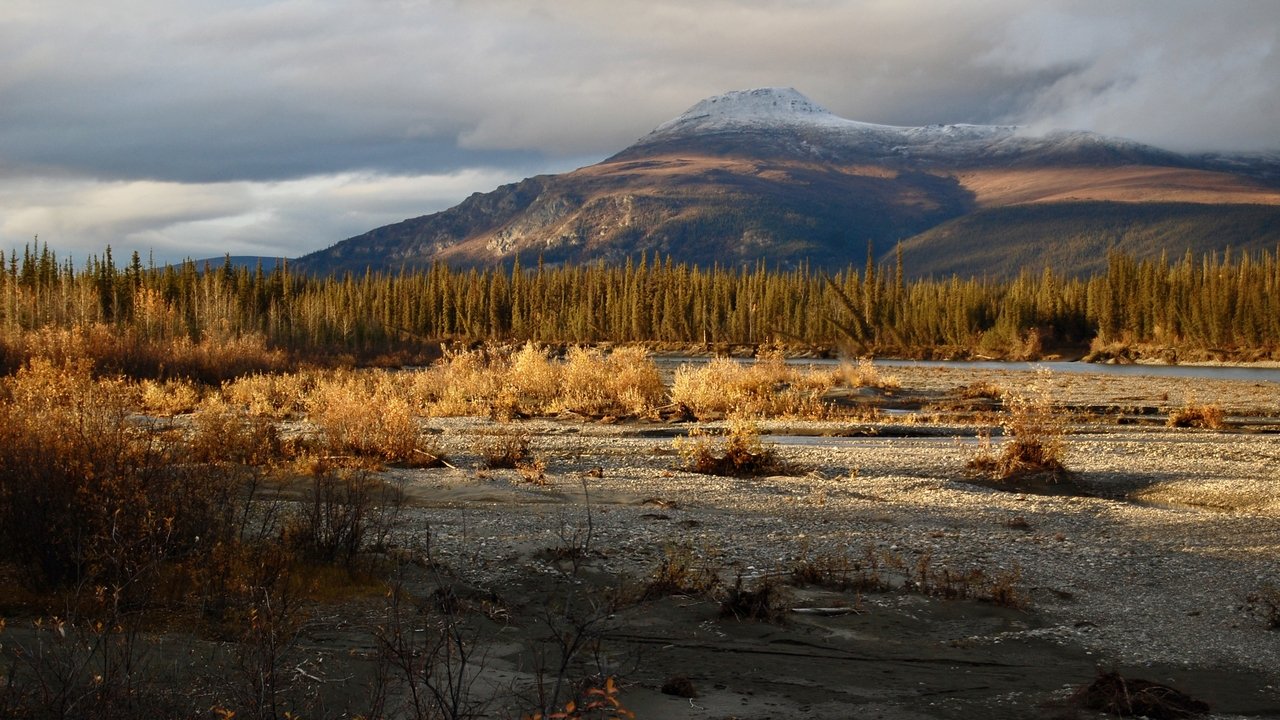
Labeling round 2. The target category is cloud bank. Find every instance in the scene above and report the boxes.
[1,0,1276,262]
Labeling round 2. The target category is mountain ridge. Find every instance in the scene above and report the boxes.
[294,87,1280,278]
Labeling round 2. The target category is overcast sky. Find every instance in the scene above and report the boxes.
[2,0,1278,264]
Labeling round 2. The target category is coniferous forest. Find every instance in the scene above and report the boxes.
[3,244,1280,376]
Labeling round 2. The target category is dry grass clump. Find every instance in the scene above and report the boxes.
[719,575,790,623]
[557,346,665,417]
[138,377,205,415]
[515,455,548,485]
[474,429,533,469]
[787,544,1026,608]
[675,417,789,477]
[641,543,721,600]
[956,381,1004,400]
[967,370,1068,480]
[671,350,832,420]
[222,371,315,418]
[833,358,901,390]
[909,553,1026,609]
[1167,403,1226,429]
[789,545,894,593]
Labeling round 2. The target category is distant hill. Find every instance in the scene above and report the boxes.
[292,88,1280,278]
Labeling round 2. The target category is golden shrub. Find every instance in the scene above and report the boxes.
[671,351,833,419]
[306,371,423,463]
[557,346,665,417]
[1167,403,1225,429]
[833,358,901,390]
[503,342,561,415]
[223,371,314,418]
[139,378,204,416]
[419,346,509,416]
[968,369,1068,479]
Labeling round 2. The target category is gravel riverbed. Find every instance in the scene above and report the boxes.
[367,364,1280,718]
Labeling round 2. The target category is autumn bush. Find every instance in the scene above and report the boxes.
[967,369,1068,480]
[0,359,211,594]
[138,377,205,415]
[557,346,665,417]
[415,345,509,416]
[306,370,431,464]
[190,398,285,467]
[158,328,290,383]
[500,342,562,418]
[2,324,289,383]
[675,416,789,477]
[0,358,421,718]
[415,342,664,419]
[1167,403,1226,429]
[833,358,901,390]
[222,371,315,419]
[671,350,833,420]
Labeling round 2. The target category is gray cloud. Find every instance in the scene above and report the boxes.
[1,0,1277,261]
[979,1,1280,152]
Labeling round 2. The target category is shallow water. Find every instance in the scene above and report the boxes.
[654,355,1280,383]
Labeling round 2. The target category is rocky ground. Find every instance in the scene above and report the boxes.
[9,363,1274,719]
[347,364,1280,719]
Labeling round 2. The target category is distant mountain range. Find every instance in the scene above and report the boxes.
[292,88,1280,278]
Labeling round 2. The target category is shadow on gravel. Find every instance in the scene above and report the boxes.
[958,471,1093,498]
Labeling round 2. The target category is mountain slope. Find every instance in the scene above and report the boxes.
[294,87,1280,277]
[899,202,1280,278]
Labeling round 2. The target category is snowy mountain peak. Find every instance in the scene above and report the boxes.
[623,88,1182,168]
[680,87,833,121]
[647,87,862,136]
[637,87,1023,152]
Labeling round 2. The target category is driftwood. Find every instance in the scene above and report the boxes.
[1075,670,1209,719]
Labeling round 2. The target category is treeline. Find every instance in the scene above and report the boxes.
[2,244,1279,368]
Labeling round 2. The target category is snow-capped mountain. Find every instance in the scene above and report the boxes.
[646,87,880,134]
[617,87,1184,168]
[294,88,1280,278]
[640,87,1013,147]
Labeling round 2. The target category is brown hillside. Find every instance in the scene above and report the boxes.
[956,166,1280,207]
